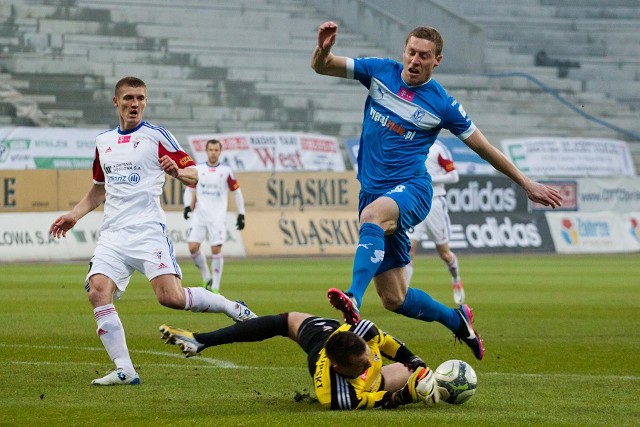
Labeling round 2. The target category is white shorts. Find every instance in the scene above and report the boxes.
[407,195,451,245]
[187,216,226,246]
[85,222,182,299]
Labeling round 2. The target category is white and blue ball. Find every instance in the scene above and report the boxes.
[434,359,477,404]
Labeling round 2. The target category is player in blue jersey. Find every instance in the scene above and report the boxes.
[311,21,563,360]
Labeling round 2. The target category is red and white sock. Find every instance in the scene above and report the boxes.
[183,287,239,319]
[94,304,136,375]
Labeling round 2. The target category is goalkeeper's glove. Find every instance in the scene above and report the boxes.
[236,214,245,230]
[405,355,426,372]
[183,206,192,220]
[392,366,439,407]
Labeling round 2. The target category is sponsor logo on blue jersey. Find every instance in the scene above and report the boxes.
[412,108,426,124]
[368,106,414,141]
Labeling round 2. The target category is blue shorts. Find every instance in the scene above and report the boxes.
[359,176,433,275]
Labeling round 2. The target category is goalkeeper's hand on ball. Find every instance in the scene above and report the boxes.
[419,371,441,407]
[392,366,439,407]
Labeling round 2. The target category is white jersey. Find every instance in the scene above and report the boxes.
[407,140,459,244]
[185,163,240,223]
[426,139,458,197]
[93,121,195,231]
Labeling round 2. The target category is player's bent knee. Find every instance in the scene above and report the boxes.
[88,289,112,307]
[157,295,184,310]
[155,290,186,309]
[380,295,404,311]
[151,275,186,309]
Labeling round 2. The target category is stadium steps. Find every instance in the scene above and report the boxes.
[448,1,640,108]
[443,0,639,161]
[6,0,370,138]
[0,0,637,159]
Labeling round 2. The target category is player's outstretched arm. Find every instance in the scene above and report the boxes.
[311,21,347,77]
[464,129,562,208]
[49,183,105,238]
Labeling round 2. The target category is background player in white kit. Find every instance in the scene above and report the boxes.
[406,139,464,304]
[49,76,256,386]
[183,139,246,293]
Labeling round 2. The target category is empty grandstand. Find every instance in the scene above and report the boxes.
[0,0,638,166]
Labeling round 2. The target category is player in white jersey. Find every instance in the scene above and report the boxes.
[183,139,246,292]
[405,140,464,304]
[49,77,257,386]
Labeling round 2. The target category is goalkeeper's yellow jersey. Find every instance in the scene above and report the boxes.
[312,319,416,410]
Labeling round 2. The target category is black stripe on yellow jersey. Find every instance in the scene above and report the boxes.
[313,319,420,410]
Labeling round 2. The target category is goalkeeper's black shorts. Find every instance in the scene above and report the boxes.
[296,316,341,377]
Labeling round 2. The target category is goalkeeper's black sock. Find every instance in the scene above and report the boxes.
[194,313,289,348]
[394,384,414,406]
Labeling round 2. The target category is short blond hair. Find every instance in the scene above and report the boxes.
[114,76,146,96]
[405,27,444,56]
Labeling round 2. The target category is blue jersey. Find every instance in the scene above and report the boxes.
[348,57,476,193]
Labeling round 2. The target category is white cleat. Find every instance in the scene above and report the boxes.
[234,300,258,322]
[91,368,140,386]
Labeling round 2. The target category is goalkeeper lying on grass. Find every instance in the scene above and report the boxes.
[160,312,439,410]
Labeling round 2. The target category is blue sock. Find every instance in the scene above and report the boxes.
[346,223,385,307]
[394,288,461,332]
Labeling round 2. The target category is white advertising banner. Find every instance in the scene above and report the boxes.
[501,137,635,177]
[545,211,640,253]
[187,132,345,172]
[530,177,640,213]
[623,212,640,249]
[0,127,101,169]
[575,177,640,213]
[0,212,246,262]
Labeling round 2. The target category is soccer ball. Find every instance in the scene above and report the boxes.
[434,359,477,404]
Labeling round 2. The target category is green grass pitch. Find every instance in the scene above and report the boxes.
[1,253,639,426]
